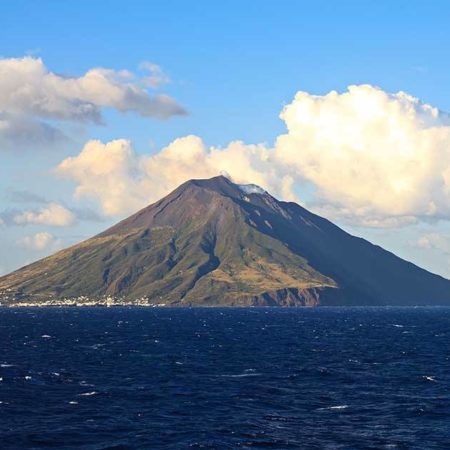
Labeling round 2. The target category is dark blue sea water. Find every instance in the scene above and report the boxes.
[0,307,449,449]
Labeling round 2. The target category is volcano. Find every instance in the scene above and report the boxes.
[2,175,450,306]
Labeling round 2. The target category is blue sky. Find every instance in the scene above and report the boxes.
[2,0,450,277]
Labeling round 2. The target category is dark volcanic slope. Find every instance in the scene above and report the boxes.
[1,176,450,306]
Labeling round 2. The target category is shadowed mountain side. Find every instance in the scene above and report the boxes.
[1,176,450,306]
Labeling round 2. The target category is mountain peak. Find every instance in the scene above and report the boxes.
[181,174,240,196]
[183,175,267,198]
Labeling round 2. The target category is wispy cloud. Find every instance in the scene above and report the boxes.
[139,61,171,88]
[0,202,103,227]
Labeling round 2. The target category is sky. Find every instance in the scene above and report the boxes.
[2,0,450,278]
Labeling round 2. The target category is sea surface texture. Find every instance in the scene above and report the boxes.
[0,307,449,449]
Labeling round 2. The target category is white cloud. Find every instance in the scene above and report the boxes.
[56,139,145,216]
[0,57,186,148]
[55,136,293,216]
[14,203,75,226]
[17,232,63,251]
[55,84,450,228]
[274,84,450,226]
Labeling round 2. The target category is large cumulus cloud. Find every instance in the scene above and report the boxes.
[275,84,450,226]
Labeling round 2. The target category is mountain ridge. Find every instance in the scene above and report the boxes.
[1,175,450,307]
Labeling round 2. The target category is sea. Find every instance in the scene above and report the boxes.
[0,307,449,449]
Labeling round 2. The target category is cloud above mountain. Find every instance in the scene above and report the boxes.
[0,57,186,149]
[55,136,293,216]
[56,84,450,228]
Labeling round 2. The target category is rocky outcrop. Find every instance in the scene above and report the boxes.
[241,288,322,307]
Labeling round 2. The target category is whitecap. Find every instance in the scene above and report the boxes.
[24,376,32,380]
[0,364,13,368]
[41,335,52,338]
[318,405,349,411]
[69,401,78,405]
[423,376,437,382]
[78,391,98,396]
